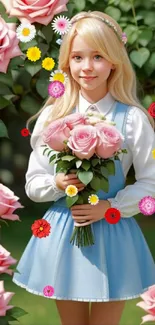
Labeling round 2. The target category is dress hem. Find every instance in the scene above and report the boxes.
[12,278,151,302]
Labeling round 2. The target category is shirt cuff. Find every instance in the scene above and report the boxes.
[107,198,131,218]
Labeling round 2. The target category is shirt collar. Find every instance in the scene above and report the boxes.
[78,91,116,115]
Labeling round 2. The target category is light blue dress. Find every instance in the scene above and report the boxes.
[13,102,155,302]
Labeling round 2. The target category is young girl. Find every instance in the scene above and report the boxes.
[13,10,155,325]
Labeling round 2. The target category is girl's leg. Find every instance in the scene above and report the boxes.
[55,300,90,325]
[89,301,126,325]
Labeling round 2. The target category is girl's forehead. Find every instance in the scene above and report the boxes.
[70,34,99,53]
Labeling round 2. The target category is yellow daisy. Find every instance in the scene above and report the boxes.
[88,194,99,205]
[26,47,41,62]
[42,57,55,71]
[65,185,78,197]
[49,69,68,84]
[152,149,155,159]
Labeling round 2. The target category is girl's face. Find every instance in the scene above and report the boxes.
[69,34,114,100]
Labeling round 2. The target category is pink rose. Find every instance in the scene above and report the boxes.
[0,245,17,276]
[0,184,24,221]
[0,281,14,316]
[0,17,22,73]
[42,118,71,151]
[95,123,124,159]
[136,285,155,324]
[64,113,87,130]
[1,0,69,25]
[67,125,98,160]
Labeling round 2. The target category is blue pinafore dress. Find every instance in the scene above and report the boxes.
[13,102,155,302]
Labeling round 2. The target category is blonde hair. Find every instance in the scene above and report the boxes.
[26,10,154,133]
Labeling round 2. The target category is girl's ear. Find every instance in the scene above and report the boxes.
[111,64,115,70]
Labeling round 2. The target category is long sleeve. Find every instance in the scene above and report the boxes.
[25,105,66,203]
[108,107,155,218]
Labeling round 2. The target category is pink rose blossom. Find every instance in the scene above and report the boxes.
[0,245,17,276]
[64,113,87,130]
[0,281,14,316]
[48,81,65,98]
[1,0,69,25]
[95,123,124,158]
[43,285,54,297]
[67,125,98,160]
[138,196,155,215]
[0,184,24,221]
[137,285,155,324]
[42,118,71,151]
[0,17,22,73]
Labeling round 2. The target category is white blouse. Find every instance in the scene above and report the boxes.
[25,92,155,218]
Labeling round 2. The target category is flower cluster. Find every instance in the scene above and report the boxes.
[41,112,127,247]
[137,285,155,324]
[0,183,26,321]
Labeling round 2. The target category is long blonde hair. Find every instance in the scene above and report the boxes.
[26,10,154,132]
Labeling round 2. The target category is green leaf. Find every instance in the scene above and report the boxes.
[144,52,155,76]
[141,95,153,108]
[100,166,109,179]
[124,25,139,44]
[0,83,12,95]
[66,195,79,208]
[91,158,100,167]
[81,160,91,171]
[144,12,155,26]
[24,60,42,77]
[20,95,40,114]
[49,154,57,164]
[90,176,101,191]
[77,171,93,186]
[119,0,132,12]
[73,0,85,11]
[19,39,38,51]
[42,25,54,43]
[43,147,49,155]
[105,160,115,175]
[0,120,9,138]
[130,48,150,68]
[75,195,84,204]
[61,155,76,162]
[76,160,82,168]
[100,177,109,193]
[7,306,28,318]
[0,73,13,87]
[87,0,98,3]
[138,30,153,46]
[0,97,10,109]
[105,6,121,21]
[36,78,48,99]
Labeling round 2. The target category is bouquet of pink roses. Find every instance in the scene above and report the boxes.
[41,112,127,247]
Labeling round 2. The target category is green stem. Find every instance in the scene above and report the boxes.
[130,0,139,50]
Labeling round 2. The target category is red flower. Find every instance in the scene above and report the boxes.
[104,208,121,224]
[31,219,51,238]
[148,102,155,118]
[21,128,30,137]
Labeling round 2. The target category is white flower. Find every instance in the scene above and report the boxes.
[16,23,36,43]
[51,15,72,35]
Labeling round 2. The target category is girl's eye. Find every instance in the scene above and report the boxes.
[73,55,103,61]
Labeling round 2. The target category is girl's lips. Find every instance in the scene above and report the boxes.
[81,76,97,80]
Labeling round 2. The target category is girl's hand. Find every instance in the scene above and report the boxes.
[71,200,111,227]
[55,172,86,192]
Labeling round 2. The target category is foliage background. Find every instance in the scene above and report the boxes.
[0,0,155,324]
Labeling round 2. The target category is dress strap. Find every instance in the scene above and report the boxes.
[111,101,131,140]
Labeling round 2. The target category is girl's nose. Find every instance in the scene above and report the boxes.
[82,59,93,70]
